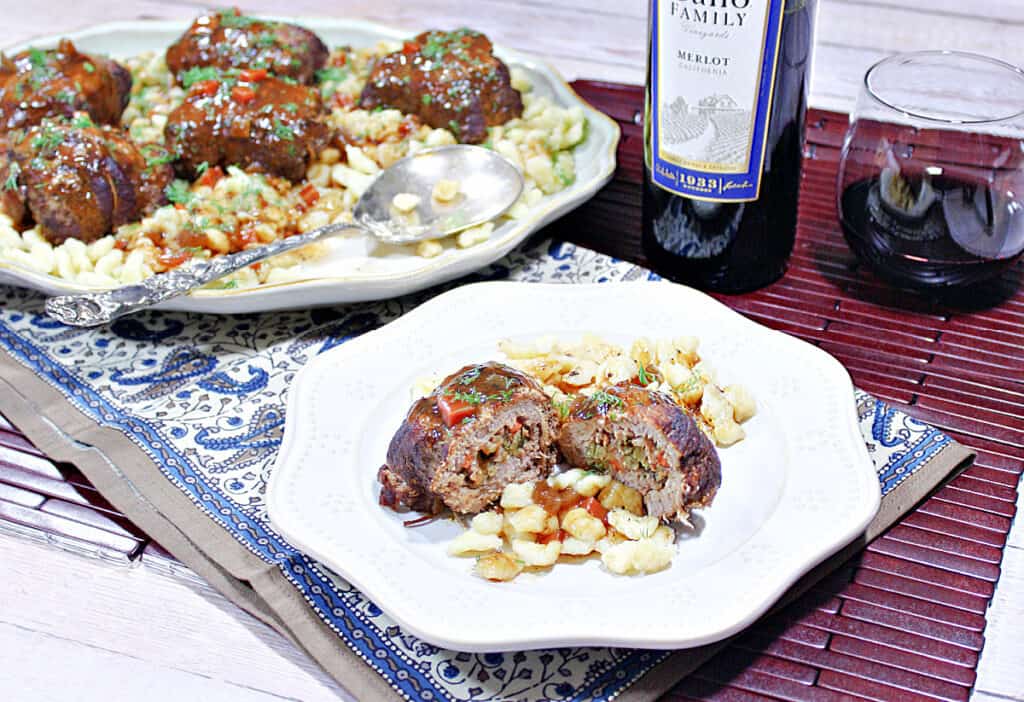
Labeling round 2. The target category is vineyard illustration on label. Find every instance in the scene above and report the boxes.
[661,95,752,170]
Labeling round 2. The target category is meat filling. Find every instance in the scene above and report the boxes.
[379,362,559,515]
[558,385,721,520]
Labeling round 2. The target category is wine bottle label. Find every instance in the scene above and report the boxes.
[648,0,787,202]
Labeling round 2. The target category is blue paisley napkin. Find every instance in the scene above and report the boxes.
[0,239,963,702]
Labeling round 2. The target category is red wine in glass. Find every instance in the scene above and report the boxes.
[837,51,1024,288]
[841,172,1024,287]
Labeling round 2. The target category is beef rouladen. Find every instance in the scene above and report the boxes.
[0,39,131,133]
[379,362,560,515]
[165,11,328,86]
[164,70,330,182]
[359,28,523,144]
[0,117,173,244]
[558,384,721,520]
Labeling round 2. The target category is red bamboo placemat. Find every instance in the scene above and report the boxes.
[0,81,1019,701]
[550,81,1021,702]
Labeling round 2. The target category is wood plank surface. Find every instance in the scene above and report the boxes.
[0,2,1022,702]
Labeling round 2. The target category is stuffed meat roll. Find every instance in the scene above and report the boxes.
[379,362,559,515]
[558,384,721,520]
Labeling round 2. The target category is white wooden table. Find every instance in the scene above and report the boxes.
[0,1,1021,700]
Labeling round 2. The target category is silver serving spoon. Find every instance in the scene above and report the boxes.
[44,145,523,327]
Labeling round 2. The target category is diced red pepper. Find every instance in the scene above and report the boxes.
[196,165,225,188]
[177,230,207,249]
[190,79,220,98]
[113,239,129,250]
[402,41,421,55]
[157,249,192,269]
[231,85,256,104]
[580,497,608,524]
[298,182,320,207]
[332,92,354,109]
[536,530,566,545]
[397,115,417,137]
[437,394,475,427]
[238,68,268,83]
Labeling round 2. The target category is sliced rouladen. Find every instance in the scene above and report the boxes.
[379,362,559,515]
[557,383,721,520]
[6,118,172,244]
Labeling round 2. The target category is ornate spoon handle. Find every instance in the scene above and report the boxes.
[45,222,361,327]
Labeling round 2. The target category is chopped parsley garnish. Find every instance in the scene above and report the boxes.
[143,149,175,168]
[552,396,572,419]
[3,162,20,191]
[55,89,77,106]
[71,114,94,129]
[255,32,278,48]
[590,390,624,409]
[446,389,488,405]
[456,367,482,385]
[218,11,259,28]
[443,369,519,405]
[165,179,194,206]
[421,94,432,105]
[447,120,460,137]
[82,61,95,73]
[420,36,446,61]
[637,363,652,386]
[180,65,221,89]
[195,161,209,176]
[315,66,349,83]
[272,119,295,141]
[675,372,702,394]
[27,48,48,69]
[371,105,386,113]
[30,125,63,153]
[281,102,298,113]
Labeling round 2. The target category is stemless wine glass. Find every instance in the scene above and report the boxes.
[837,51,1024,288]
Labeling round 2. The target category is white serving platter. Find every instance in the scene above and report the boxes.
[0,19,619,313]
[267,281,881,652]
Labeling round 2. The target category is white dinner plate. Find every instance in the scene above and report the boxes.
[267,282,881,652]
[0,19,619,312]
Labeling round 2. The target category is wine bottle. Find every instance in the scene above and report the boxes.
[642,0,817,292]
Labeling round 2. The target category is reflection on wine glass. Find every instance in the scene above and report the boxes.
[837,51,1024,288]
